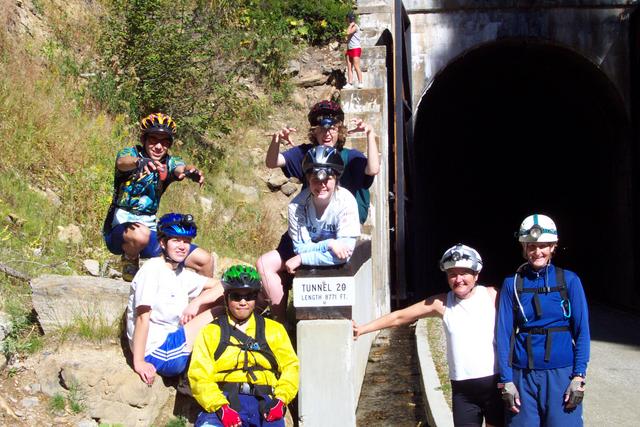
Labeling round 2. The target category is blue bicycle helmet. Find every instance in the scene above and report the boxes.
[157,213,197,239]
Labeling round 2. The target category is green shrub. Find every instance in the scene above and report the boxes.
[283,0,354,45]
[49,393,66,413]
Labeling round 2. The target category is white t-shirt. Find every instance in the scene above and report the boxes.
[126,257,208,355]
[288,187,360,244]
[348,24,361,50]
[442,285,497,381]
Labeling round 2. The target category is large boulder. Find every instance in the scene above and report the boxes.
[31,344,174,426]
[30,275,129,334]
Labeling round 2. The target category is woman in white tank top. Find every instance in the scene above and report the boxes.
[354,244,503,427]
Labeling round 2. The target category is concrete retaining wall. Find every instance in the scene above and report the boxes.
[295,242,386,427]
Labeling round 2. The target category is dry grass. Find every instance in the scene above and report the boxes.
[425,317,453,408]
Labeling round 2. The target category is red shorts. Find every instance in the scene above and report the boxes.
[346,48,362,58]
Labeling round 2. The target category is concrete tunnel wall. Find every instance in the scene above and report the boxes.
[407,40,638,310]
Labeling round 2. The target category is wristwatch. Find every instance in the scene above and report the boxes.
[571,373,586,386]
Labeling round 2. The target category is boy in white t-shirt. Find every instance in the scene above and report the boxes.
[126,213,224,385]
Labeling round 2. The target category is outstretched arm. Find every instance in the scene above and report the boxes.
[353,294,446,339]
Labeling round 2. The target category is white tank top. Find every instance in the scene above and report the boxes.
[442,285,497,381]
[348,24,361,50]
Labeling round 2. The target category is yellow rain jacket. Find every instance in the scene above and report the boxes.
[188,313,299,412]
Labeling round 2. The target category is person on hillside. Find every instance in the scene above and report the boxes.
[353,244,504,427]
[258,146,361,322]
[496,214,590,426]
[188,265,299,427]
[102,112,213,281]
[126,213,225,386]
[344,10,363,89]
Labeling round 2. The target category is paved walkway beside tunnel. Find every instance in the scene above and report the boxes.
[584,302,640,426]
[416,302,640,426]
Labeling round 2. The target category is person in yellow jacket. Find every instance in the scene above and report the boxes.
[188,265,299,427]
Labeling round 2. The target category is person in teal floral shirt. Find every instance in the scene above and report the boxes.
[103,113,213,281]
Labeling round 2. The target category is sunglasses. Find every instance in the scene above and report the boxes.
[228,292,259,302]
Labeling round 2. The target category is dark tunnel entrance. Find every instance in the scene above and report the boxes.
[408,41,637,309]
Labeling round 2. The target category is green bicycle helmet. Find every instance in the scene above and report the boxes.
[221,265,262,292]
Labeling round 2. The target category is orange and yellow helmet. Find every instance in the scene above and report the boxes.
[140,113,177,141]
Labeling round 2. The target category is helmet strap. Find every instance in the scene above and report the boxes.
[160,238,185,270]
[163,252,183,270]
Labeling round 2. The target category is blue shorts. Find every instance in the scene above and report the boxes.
[195,393,284,427]
[104,222,197,259]
[144,326,190,377]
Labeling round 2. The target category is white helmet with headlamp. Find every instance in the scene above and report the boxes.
[439,243,483,273]
[517,214,558,243]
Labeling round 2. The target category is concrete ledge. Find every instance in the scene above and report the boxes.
[415,319,454,427]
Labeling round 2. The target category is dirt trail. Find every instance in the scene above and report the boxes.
[356,327,428,427]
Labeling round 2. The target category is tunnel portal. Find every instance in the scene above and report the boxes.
[408,41,635,307]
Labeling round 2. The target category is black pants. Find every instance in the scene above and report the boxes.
[450,374,503,427]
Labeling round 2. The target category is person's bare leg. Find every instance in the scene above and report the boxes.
[353,56,363,85]
[185,247,214,277]
[346,54,354,85]
[257,250,287,322]
[122,223,150,259]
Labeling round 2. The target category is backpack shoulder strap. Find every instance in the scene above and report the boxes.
[253,314,279,372]
[213,316,231,361]
[555,266,571,318]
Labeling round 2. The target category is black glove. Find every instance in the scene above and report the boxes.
[500,382,520,409]
[184,167,202,183]
[136,158,154,174]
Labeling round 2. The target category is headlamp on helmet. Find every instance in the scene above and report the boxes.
[311,168,331,181]
[317,116,337,129]
[439,243,483,273]
[517,214,558,243]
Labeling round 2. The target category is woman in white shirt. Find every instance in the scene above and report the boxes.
[353,244,503,427]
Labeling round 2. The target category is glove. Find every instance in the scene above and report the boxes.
[263,398,286,422]
[500,382,520,409]
[135,158,154,175]
[184,166,202,183]
[564,378,585,409]
[216,404,241,427]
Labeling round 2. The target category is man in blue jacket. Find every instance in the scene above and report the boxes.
[496,214,590,426]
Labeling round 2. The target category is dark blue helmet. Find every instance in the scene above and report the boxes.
[157,213,197,239]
